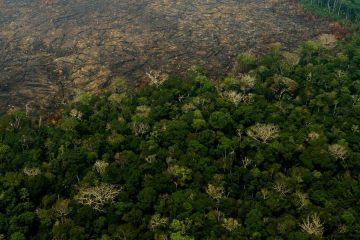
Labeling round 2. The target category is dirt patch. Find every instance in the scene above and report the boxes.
[0,0,337,112]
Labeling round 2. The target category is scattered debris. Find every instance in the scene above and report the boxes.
[0,0,336,112]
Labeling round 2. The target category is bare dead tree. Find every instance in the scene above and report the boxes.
[273,181,290,197]
[23,167,41,177]
[52,198,71,224]
[93,160,109,175]
[9,116,22,129]
[328,144,347,161]
[206,184,225,202]
[69,109,83,120]
[241,157,253,169]
[146,70,168,87]
[145,154,157,164]
[246,123,280,143]
[75,183,122,211]
[307,131,320,141]
[148,214,169,231]
[222,90,242,106]
[238,74,257,93]
[206,181,227,222]
[260,188,270,200]
[294,191,310,209]
[222,218,240,232]
[318,34,337,49]
[300,213,324,238]
[222,91,255,106]
[132,122,150,136]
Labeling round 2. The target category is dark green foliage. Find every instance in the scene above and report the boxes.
[0,15,359,240]
[302,0,360,22]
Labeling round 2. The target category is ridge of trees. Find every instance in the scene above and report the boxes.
[302,0,360,21]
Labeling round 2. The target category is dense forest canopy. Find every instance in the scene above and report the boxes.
[0,1,360,240]
[302,0,360,21]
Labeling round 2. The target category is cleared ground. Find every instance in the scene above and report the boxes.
[0,0,335,112]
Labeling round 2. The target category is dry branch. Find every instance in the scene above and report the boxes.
[75,183,122,211]
[300,213,324,237]
[247,123,280,143]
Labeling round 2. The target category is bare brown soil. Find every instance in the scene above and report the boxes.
[0,0,337,112]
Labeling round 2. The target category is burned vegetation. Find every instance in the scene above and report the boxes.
[0,0,337,112]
